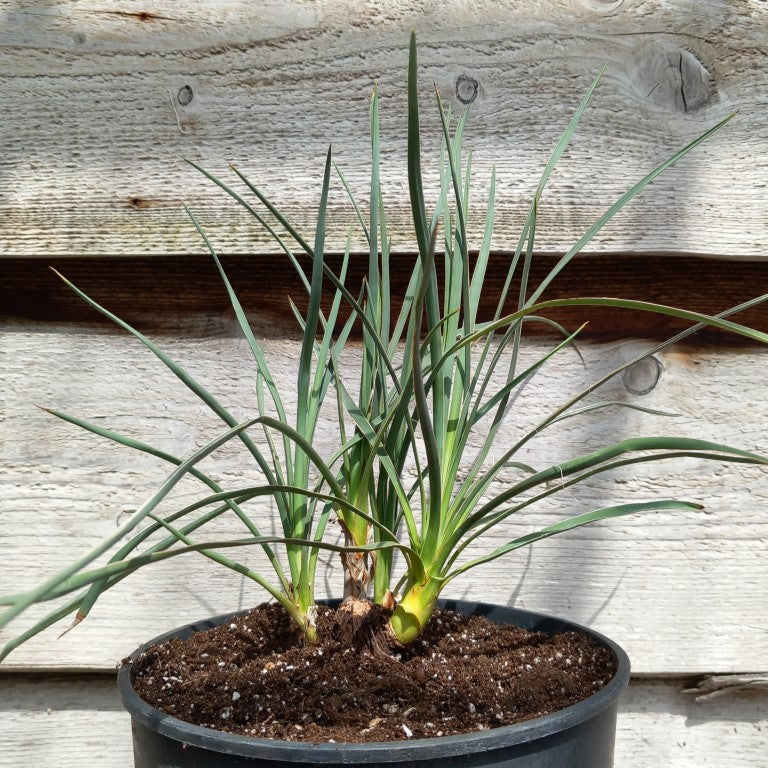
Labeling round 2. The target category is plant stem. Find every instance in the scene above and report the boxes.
[388,576,444,645]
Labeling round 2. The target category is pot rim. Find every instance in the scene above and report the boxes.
[118,599,630,763]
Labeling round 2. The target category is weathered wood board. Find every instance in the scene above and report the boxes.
[2,327,766,674]
[1,0,767,258]
[2,675,766,768]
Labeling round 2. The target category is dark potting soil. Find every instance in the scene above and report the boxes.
[128,602,615,744]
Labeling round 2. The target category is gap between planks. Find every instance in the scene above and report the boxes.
[1,252,767,341]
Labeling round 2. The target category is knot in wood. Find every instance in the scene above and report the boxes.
[628,41,712,114]
[579,0,625,13]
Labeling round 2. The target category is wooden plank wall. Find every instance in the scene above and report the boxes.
[1,2,767,766]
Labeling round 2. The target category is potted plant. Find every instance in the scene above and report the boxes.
[1,34,766,767]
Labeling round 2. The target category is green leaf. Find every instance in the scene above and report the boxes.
[527,114,735,306]
[448,500,703,579]
[1,417,264,631]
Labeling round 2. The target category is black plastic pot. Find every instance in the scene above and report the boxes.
[118,599,630,767]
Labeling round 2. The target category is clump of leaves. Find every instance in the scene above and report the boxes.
[1,34,766,658]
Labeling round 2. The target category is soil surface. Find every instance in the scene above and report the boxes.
[128,601,615,743]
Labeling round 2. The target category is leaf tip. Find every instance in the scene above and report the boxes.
[58,613,84,639]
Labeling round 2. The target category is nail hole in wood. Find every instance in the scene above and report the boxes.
[455,75,479,105]
[177,85,194,106]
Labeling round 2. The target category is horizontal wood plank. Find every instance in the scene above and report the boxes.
[1,1,767,258]
[1,674,766,767]
[1,253,767,340]
[1,327,766,673]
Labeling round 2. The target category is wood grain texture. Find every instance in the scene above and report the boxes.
[1,675,766,767]
[2,326,766,673]
[617,678,768,766]
[1,1,767,258]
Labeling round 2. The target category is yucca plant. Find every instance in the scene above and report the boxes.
[1,33,766,660]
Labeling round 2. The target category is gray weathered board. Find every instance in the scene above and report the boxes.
[0,0,767,258]
[1,1,767,767]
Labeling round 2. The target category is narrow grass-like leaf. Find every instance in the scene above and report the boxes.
[184,159,310,291]
[527,114,735,306]
[0,417,263,630]
[447,500,703,580]
[334,162,370,244]
[4,534,422,610]
[51,269,282,485]
[466,435,767,532]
